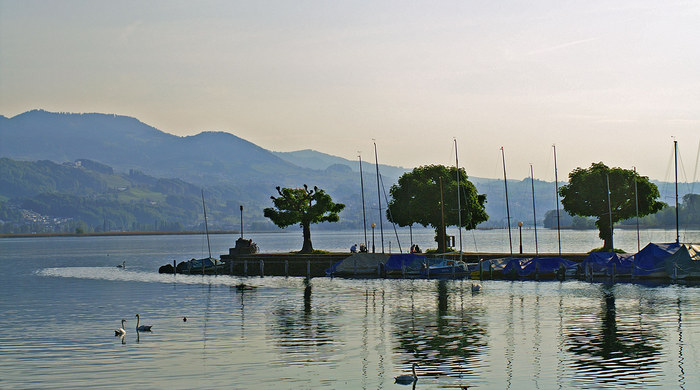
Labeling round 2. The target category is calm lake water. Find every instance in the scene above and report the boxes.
[1,229,699,389]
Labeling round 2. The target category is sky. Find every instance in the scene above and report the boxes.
[1,0,699,182]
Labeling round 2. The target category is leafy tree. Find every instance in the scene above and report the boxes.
[263,185,345,253]
[387,165,488,253]
[558,162,664,250]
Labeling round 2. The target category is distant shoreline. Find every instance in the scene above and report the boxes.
[1,226,694,239]
[0,230,247,238]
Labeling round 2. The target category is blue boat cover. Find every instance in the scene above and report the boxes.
[633,242,681,276]
[503,257,577,277]
[580,252,616,274]
[608,253,635,275]
[384,254,428,272]
[188,257,218,268]
[664,244,700,279]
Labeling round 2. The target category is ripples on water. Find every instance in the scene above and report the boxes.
[1,234,699,389]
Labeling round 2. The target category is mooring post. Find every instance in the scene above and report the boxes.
[259,259,264,278]
[307,259,311,279]
[586,263,591,281]
[285,259,289,277]
[673,261,678,282]
[479,260,483,280]
[173,260,176,275]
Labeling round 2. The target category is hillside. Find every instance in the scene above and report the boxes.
[1,109,698,234]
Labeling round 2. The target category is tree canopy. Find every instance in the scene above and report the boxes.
[263,184,345,253]
[387,165,488,253]
[558,162,665,250]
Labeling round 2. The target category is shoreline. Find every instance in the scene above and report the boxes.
[0,230,246,238]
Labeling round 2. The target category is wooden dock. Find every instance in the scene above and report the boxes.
[219,251,589,277]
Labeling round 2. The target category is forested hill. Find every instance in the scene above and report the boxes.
[1,110,698,234]
[0,158,210,233]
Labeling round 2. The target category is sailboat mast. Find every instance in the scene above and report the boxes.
[374,141,384,253]
[455,139,463,260]
[202,190,212,259]
[359,153,368,250]
[501,147,513,256]
[530,164,539,257]
[440,177,446,252]
[634,167,640,252]
[606,174,614,251]
[674,139,679,243]
[553,144,561,255]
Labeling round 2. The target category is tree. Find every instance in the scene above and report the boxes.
[387,165,488,253]
[263,185,345,253]
[558,162,664,250]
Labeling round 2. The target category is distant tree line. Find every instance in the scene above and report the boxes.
[544,193,700,230]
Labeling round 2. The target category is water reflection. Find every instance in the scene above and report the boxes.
[566,286,663,388]
[393,280,487,381]
[269,278,340,361]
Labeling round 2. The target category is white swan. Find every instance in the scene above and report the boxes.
[135,314,152,332]
[114,319,126,336]
[394,363,418,384]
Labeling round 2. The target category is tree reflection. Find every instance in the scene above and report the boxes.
[393,280,487,379]
[270,278,340,358]
[566,286,663,387]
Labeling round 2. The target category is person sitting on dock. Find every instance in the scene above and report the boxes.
[350,243,357,253]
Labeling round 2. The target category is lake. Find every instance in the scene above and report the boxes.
[1,229,699,389]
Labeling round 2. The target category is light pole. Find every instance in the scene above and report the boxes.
[371,223,376,253]
[518,221,523,254]
[239,205,244,239]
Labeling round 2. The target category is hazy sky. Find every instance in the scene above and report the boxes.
[1,0,699,181]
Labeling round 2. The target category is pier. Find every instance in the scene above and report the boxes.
[219,251,589,278]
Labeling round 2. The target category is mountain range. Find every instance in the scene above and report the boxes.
[1,109,697,233]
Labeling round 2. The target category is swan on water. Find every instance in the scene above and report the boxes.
[116,261,125,268]
[394,363,418,384]
[135,314,152,332]
[114,319,126,336]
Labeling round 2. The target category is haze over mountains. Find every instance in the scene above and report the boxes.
[1,110,697,232]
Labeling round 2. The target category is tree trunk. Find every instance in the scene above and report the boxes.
[435,226,446,253]
[603,236,613,252]
[598,219,613,251]
[301,223,313,253]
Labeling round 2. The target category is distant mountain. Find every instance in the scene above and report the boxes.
[1,109,697,235]
[273,149,410,179]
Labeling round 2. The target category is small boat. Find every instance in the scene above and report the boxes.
[182,257,224,275]
[422,257,469,277]
[179,190,223,275]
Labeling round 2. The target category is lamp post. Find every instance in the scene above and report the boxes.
[518,221,523,254]
[371,223,376,253]
[239,205,244,239]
